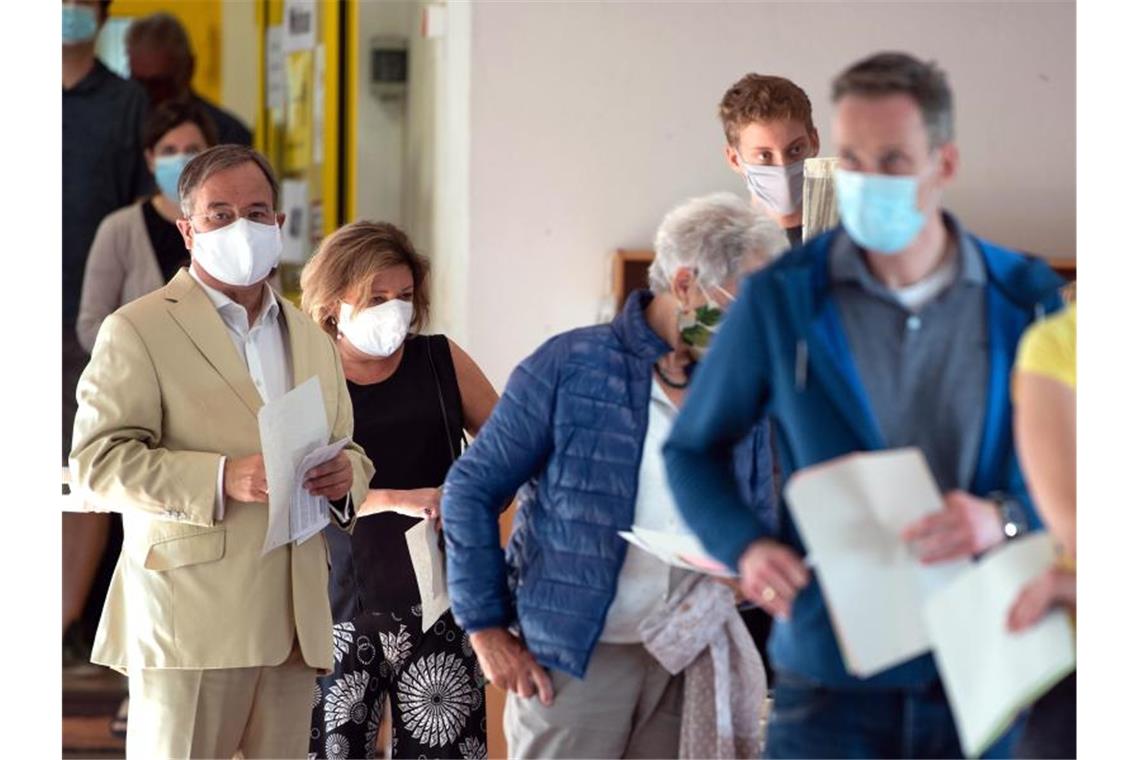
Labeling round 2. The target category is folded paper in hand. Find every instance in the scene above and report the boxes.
[406,519,450,632]
[618,526,735,578]
[258,376,345,555]
[925,533,1075,758]
[785,448,968,676]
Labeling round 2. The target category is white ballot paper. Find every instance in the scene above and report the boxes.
[291,436,350,546]
[785,448,968,677]
[258,376,335,556]
[619,526,735,578]
[405,519,450,632]
[924,533,1075,758]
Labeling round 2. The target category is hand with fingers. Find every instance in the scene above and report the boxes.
[303,451,354,501]
[901,490,1006,564]
[737,539,811,620]
[223,453,269,503]
[470,627,554,706]
[1007,564,1076,632]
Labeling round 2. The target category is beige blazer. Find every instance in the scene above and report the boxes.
[76,201,167,354]
[70,269,374,674]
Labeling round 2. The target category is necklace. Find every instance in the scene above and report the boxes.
[654,359,690,389]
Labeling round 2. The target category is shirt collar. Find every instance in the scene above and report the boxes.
[830,210,987,292]
[188,266,280,329]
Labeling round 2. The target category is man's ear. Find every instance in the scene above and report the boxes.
[724,143,744,176]
[176,218,194,252]
[937,141,959,185]
[276,212,287,228]
[671,266,699,310]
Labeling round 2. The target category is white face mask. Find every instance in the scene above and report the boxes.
[191,217,282,287]
[338,299,414,358]
[739,155,805,216]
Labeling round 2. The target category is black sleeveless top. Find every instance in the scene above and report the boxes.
[324,334,465,623]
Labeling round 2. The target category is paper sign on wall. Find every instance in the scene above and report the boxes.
[281,180,310,264]
[265,25,285,115]
[283,0,316,53]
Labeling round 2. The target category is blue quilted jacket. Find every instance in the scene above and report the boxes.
[442,290,777,678]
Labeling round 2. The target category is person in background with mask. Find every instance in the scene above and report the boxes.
[663,53,1064,758]
[720,73,820,248]
[299,221,498,760]
[78,99,218,352]
[62,0,151,668]
[441,194,784,758]
[127,12,252,146]
[70,145,374,758]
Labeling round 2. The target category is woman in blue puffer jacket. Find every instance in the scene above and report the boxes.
[441,193,788,759]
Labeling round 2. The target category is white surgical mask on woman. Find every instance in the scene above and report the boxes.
[338,299,414,357]
[191,217,282,287]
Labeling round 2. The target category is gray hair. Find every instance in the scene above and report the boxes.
[648,193,788,294]
[831,51,954,149]
[126,12,194,87]
[178,145,280,216]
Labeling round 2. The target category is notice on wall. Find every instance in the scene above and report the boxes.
[313,44,326,165]
[265,25,286,117]
[281,180,310,264]
[283,0,316,53]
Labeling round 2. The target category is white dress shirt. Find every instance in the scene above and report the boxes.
[600,377,693,643]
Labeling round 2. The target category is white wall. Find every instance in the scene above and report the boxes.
[453,0,1075,389]
[355,0,416,224]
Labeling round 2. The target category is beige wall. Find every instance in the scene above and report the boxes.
[220,0,258,129]
[454,0,1075,388]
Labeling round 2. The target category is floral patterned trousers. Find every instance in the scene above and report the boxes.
[309,608,488,760]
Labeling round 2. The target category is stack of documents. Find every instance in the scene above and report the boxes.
[618,525,734,578]
[258,376,345,555]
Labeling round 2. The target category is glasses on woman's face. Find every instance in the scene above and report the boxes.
[189,205,276,231]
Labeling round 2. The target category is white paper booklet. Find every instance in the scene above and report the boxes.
[784,448,968,676]
[924,533,1075,758]
[405,519,450,632]
[290,436,350,546]
[258,376,332,555]
[618,525,735,578]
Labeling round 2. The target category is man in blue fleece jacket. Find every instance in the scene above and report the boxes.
[663,51,1064,759]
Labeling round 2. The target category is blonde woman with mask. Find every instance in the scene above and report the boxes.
[301,221,498,760]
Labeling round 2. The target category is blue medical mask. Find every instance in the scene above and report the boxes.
[154,154,193,204]
[62,4,99,45]
[835,168,931,254]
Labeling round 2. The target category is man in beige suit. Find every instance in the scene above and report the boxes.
[70,144,375,759]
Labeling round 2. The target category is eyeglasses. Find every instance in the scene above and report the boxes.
[189,206,276,231]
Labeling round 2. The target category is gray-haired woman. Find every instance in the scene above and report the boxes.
[442,192,787,758]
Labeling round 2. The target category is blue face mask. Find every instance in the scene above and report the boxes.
[62,4,99,45]
[153,153,193,204]
[835,168,930,254]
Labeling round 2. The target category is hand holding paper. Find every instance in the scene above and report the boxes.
[302,449,353,500]
[785,448,968,677]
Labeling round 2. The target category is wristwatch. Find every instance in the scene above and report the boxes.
[990,492,1028,540]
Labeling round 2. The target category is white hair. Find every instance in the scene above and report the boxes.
[648,192,789,294]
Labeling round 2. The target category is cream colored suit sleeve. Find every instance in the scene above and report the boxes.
[329,343,374,533]
[70,312,222,527]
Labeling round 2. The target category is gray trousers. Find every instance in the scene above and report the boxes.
[505,642,683,759]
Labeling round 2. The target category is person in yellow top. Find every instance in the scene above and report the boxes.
[1006,302,1075,758]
